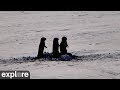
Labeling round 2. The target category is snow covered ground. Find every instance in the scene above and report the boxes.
[0,11,120,79]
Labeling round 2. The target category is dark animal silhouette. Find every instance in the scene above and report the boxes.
[60,37,68,55]
[52,38,60,58]
[37,37,47,59]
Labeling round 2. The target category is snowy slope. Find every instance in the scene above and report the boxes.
[0,11,120,79]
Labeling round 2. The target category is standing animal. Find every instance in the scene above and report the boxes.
[52,38,60,58]
[60,37,68,55]
[37,37,47,59]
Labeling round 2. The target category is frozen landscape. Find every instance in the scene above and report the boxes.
[0,11,120,79]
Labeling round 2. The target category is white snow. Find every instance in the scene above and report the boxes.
[0,11,120,79]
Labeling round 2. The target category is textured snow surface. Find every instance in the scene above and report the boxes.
[0,11,120,79]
